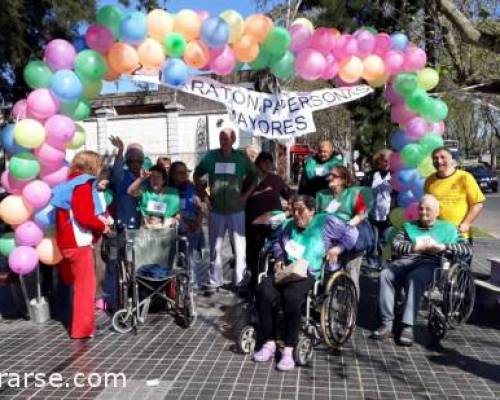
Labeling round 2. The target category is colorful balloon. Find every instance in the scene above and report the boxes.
[107,42,140,74]
[8,246,39,275]
[97,5,124,39]
[49,69,83,103]
[8,152,40,181]
[35,143,66,165]
[419,134,444,154]
[402,47,427,72]
[200,16,230,48]
[26,89,60,121]
[15,221,44,247]
[244,14,273,44]
[40,164,69,187]
[400,143,424,167]
[13,118,46,149]
[1,124,28,154]
[417,156,436,177]
[405,88,430,114]
[163,32,187,57]
[0,195,34,225]
[36,237,63,265]
[119,11,147,45]
[232,34,259,63]
[310,27,336,55]
[220,10,244,44]
[295,48,326,80]
[405,117,429,140]
[11,99,29,121]
[374,33,392,56]
[417,67,439,91]
[390,103,416,125]
[85,24,115,54]
[22,180,52,209]
[0,233,16,257]
[421,98,448,122]
[391,33,408,51]
[184,40,210,69]
[404,202,419,221]
[338,56,363,83]
[23,61,53,89]
[1,171,29,194]
[146,9,174,42]
[75,50,107,81]
[162,58,189,87]
[271,50,295,79]
[289,24,311,53]
[81,78,103,100]
[44,39,76,70]
[291,18,314,33]
[209,45,236,76]
[390,130,413,151]
[60,98,91,121]
[66,123,86,149]
[383,50,404,75]
[263,27,291,56]
[393,73,418,97]
[362,55,385,81]
[174,9,202,42]
[389,207,405,229]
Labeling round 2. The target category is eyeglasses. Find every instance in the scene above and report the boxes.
[328,173,342,179]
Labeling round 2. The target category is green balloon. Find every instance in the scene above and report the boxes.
[60,98,91,121]
[249,46,272,71]
[75,50,107,81]
[23,60,53,89]
[422,98,448,123]
[400,143,424,167]
[82,78,103,99]
[406,88,430,114]
[419,134,444,154]
[263,27,291,56]
[97,5,124,39]
[8,152,40,181]
[163,32,187,58]
[0,232,16,257]
[393,73,418,97]
[271,50,295,79]
[389,207,405,229]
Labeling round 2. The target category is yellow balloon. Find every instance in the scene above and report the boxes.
[220,10,244,44]
[417,67,439,91]
[339,56,363,83]
[417,156,436,177]
[0,195,34,225]
[367,74,389,88]
[138,38,166,70]
[291,18,314,33]
[147,9,174,42]
[174,9,201,42]
[389,207,405,229]
[36,237,63,265]
[67,123,86,149]
[362,55,385,81]
[14,119,46,149]
[82,79,103,99]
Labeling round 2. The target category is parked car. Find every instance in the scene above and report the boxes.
[462,164,498,193]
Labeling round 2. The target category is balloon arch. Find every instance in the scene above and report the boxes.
[0,5,448,274]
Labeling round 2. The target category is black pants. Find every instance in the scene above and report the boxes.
[246,224,274,290]
[256,276,315,347]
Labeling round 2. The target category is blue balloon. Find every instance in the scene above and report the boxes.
[1,124,29,154]
[396,168,418,186]
[34,204,56,229]
[162,58,189,88]
[411,176,425,200]
[49,70,83,103]
[72,35,88,52]
[390,130,413,151]
[397,190,415,208]
[391,32,408,51]
[119,11,147,45]
[200,17,230,48]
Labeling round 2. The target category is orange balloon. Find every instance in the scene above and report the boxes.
[108,43,140,74]
[367,73,389,88]
[138,38,166,70]
[183,40,210,69]
[339,56,363,83]
[331,28,341,38]
[0,195,34,225]
[147,9,174,42]
[232,34,259,63]
[104,58,121,81]
[36,237,63,265]
[174,9,201,42]
[243,14,273,43]
[362,55,385,81]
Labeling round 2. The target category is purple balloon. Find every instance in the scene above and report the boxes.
[389,152,405,172]
[26,89,60,121]
[310,27,336,55]
[45,114,75,149]
[8,246,39,275]
[15,221,44,247]
[354,29,375,56]
[390,104,416,125]
[22,180,52,209]
[384,83,404,104]
[85,24,115,53]
[405,117,430,140]
[44,39,77,71]
[289,24,311,53]
[1,171,29,194]
[35,142,66,165]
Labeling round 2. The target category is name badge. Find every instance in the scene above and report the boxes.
[146,200,167,214]
[326,199,341,213]
[285,240,306,260]
[215,162,236,175]
[415,235,437,247]
[315,166,328,177]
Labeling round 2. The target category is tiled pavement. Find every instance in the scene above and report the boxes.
[0,240,499,399]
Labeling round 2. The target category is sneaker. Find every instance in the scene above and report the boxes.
[399,326,414,346]
[277,347,295,371]
[95,298,106,311]
[371,323,393,340]
[253,341,276,362]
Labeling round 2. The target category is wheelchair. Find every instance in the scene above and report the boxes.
[233,242,358,366]
[425,254,475,340]
[110,226,197,334]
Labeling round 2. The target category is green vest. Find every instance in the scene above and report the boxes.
[316,186,373,222]
[403,220,459,245]
[304,154,343,180]
[139,187,180,218]
[283,213,328,278]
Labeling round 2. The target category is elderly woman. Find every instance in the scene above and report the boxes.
[253,195,358,371]
[372,194,472,346]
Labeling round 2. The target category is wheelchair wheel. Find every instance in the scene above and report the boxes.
[428,307,447,340]
[235,322,256,354]
[320,272,358,349]
[443,264,475,327]
[294,335,313,366]
[112,309,134,334]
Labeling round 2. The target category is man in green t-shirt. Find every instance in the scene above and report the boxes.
[194,123,258,290]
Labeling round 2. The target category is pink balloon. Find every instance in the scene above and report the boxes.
[289,24,311,53]
[44,114,75,149]
[196,10,210,21]
[27,89,60,121]
[8,246,39,275]
[389,152,405,172]
[404,202,419,221]
[296,48,326,80]
[405,117,430,140]
[40,165,69,187]
[22,180,52,209]
[35,143,66,165]
[354,30,375,56]
[384,83,404,104]
[430,121,446,135]
[320,54,339,79]
[85,24,115,54]
[402,47,427,72]
[44,39,76,71]
[15,221,44,247]
[11,99,28,120]
[374,33,392,56]
[390,103,416,125]
[1,171,29,194]
[40,159,65,175]
[383,50,404,75]
[390,175,406,192]
[310,27,336,55]
[209,45,236,76]
[332,34,358,59]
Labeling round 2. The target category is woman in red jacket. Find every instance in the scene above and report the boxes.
[53,151,110,339]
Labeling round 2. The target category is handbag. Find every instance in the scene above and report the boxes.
[274,259,308,284]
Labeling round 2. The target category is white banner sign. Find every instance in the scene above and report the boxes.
[133,75,374,139]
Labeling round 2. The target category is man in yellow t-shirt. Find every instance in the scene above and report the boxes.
[424,147,485,240]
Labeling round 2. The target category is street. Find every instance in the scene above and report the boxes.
[475,190,500,239]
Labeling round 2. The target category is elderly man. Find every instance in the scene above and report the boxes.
[425,147,485,243]
[298,140,343,197]
[194,123,258,290]
[372,195,471,346]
